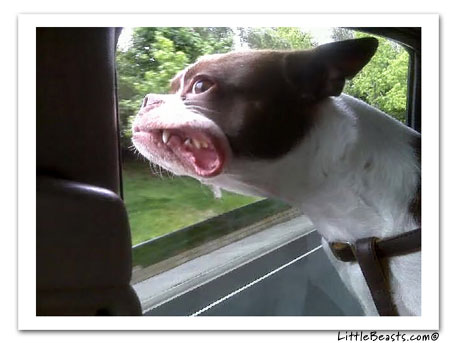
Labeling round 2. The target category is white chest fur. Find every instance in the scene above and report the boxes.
[209,94,421,315]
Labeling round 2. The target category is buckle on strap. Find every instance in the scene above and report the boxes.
[329,241,357,262]
[329,228,422,262]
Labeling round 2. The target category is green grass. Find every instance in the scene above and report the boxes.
[122,159,260,245]
[132,198,291,267]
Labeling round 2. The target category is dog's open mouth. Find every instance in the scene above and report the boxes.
[133,125,226,178]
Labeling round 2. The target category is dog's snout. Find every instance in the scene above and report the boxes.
[142,94,164,109]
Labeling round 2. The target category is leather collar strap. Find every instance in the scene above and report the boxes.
[329,228,421,316]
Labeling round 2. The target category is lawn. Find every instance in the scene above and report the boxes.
[122,159,260,245]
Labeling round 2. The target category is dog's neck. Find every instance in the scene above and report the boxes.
[210,94,421,242]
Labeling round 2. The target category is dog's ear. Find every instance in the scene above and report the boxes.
[284,37,378,99]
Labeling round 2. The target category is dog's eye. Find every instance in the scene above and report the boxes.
[192,79,214,94]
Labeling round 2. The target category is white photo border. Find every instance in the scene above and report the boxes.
[18,13,439,331]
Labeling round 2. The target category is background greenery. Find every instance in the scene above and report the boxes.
[124,159,259,245]
[336,30,409,121]
[117,27,409,244]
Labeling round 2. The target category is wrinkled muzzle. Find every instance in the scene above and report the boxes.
[132,94,231,178]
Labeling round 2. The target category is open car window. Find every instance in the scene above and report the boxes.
[117,27,419,315]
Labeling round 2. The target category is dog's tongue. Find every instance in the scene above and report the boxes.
[168,134,223,177]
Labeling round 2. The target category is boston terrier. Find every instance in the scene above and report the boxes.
[132,37,421,316]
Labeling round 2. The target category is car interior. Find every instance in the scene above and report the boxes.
[36,27,421,316]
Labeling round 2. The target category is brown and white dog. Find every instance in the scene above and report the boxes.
[132,38,421,316]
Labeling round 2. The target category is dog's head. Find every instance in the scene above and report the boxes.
[132,37,378,181]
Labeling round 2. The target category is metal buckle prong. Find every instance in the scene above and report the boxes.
[329,241,357,262]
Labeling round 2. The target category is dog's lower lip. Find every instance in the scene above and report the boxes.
[133,127,226,178]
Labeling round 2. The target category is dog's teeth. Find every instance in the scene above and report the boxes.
[184,138,192,147]
[201,141,208,148]
[192,139,201,149]
[162,130,170,144]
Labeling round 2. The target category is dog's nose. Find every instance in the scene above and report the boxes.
[142,94,164,109]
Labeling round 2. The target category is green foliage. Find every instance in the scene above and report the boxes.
[334,30,409,123]
[118,32,189,146]
[239,27,316,50]
[116,27,234,149]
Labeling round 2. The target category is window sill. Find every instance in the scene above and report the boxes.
[133,214,314,313]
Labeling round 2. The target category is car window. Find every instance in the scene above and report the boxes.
[116,27,412,314]
[117,27,410,246]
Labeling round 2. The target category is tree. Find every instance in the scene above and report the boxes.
[331,27,355,42]
[239,27,316,50]
[343,32,409,122]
